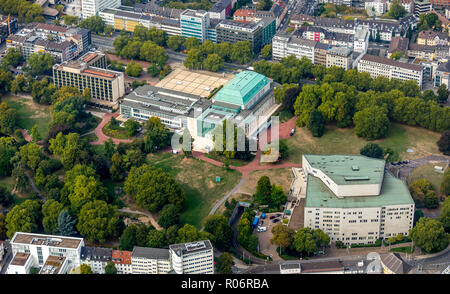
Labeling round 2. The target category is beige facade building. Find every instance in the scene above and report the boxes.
[131,247,172,274]
[326,47,352,70]
[52,51,125,110]
[357,54,424,88]
[303,155,415,246]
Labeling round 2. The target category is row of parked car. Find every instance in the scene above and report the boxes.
[391,160,410,166]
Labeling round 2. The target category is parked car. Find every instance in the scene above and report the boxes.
[257,227,267,232]
[269,215,275,219]
[276,213,282,217]
[272,219,280,223]
[259,221,264,226]
[290,129,295,136]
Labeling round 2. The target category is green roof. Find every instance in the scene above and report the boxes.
[303,154,385,186]
[305,172,414,209]
[213,71,269,107]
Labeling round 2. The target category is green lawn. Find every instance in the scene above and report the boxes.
[2,95,51,138]
[146,152,242,228]
[407,164,445,194]
[285,123,441,164]
[204,152,254,167]
[102,121,133,140]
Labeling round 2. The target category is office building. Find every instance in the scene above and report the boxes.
[81,0,121,19]
[303,155,415,246]
[7,232,84,274]
[112,250,133,274]
[216,19,264,52]
[326,47,353,70]
[272,33,316,62]
[180,9,210,42]
[80,246,112,274]
[415,0,432,17]
[357,54,424,88]
[120,84,209,130]
[131,246,172,274]
[52,51,125,110]
[169,241,214,274]
[434,61,450,88]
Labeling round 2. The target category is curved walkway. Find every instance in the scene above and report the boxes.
[90,112,132,145]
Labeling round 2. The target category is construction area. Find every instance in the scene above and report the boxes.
[155,67,234,98]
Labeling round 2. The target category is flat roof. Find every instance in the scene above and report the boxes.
[360,54,423,72]
[11,232,83,249]
[304,154,385,186]
[301,260,344,273]
[10,252,30,266]
[169,240,212,257]
[132,246,170,260]
[40,256,66,274]
[305,171,415,209]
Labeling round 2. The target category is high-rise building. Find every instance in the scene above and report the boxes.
[180,9,210,42]
[131,247,172,274]
[415,0,432,17]
[169,240,214,274]
[81,0,121,19]
[52,51,125,110]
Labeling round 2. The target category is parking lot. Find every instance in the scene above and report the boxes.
[254,213,287,261]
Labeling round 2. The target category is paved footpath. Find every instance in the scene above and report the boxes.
[90,112,132,145]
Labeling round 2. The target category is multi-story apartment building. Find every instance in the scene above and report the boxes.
[180,9,210,42]
[302,155,415,246]
[208,0,233,20]
[314,42,329,66]
[357,54,423,88]
[365,0,388,16]
[52,51,125,110]
[80,246,112,274]
[417,30,450,46]
[81,0,121,19]
[415,0,432,17]
[111,250,133,274]
[272,33,316,62]
[354,27,369,53]
[326,47,353,70]
[169,240,214,274]
[434,61,450,89]
[6,23,91,63]
[430,0,450,6]
[7,232,84,274]
[131,247,172,274]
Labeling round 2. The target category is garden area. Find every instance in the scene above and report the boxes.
[102,117,138,140]
[407,164,446,194]
[146,152,242,228]
[285,123,442,164]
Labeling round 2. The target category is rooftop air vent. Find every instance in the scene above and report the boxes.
[352,165,360,171]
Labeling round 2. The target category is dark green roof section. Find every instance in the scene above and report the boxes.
[213,71,269,107]
[305,172,414,209]
[304,154,386,186]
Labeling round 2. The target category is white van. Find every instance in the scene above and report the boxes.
[257,226,267,232]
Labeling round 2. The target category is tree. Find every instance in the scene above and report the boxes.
[439,197,450,232]
[441,169,450,197]
[216,252,233,274]
[390,51,405,60]
[143,117,171,153]
[203,53,224,72]
[56,210,77,236]
[409,179,438,209]
[261,44,272,59]
[0,214,7,240]
[292,228,319,255]
[437,84,449,103]
[270,223,294,253]
[79,16,105,34]
[254,176,272,204]
[68,175,107,211]
[307,109,325,137]
[119,225,137,250]
[5,200,42,238]
[124,164,185,212]
[387,0,406,19]
[2,48,23,68]
[0,102,17,135]
[230,41,253,64]
[30,124,40,143]
[0,186,12,207]
[0,137,16,177]
[167,35,184,51]
[203,215,233,251]
[176,224,211,244]
[360,143,384,159]
[49,132,85,169]
[139,41,168,66]
[125,61,143,77]
[353,106,390,140]
[158,204,180,229]
[410,218,449,253]
[147,229,166,248]
[63,15,79,26]
[42,200,64,234]
[184,48,204,69]
[19,142,43,171]
[27,52,55,76]
[80,264,93,274]
[105,262,117,274]
[184,37,200,51]
[437,130,450,156]
[11,162,28,193]
[76,200,122,243]
[271,185,287,208]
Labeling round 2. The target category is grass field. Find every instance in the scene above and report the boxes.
[407,164,446,194]
[204,152,255,167]
[2,96,51,138]
[238,168,293,196]
[146,152,242,228]
[285,123,442,164]
[102,121,133,140]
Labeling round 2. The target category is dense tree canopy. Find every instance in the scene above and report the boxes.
[410,218,449,253]
[5,200,42,238]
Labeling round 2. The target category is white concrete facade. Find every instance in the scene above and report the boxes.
[81,0,121,19]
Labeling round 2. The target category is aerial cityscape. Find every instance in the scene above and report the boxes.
[0,0,449,280]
